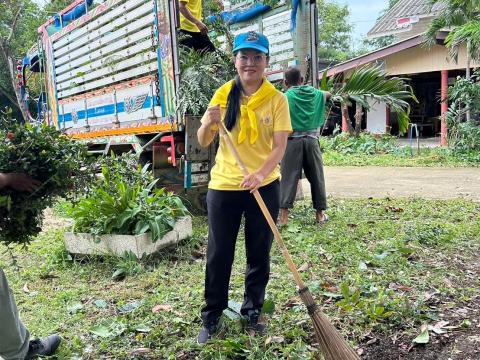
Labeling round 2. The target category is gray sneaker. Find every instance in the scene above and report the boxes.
[245,309,266,335]
[25,334,61,359]
[197,319,219,345]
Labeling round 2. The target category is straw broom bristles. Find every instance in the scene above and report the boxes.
[219,123,359,360]
[299,287,360,360]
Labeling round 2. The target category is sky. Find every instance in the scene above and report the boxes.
[336,0,387,47]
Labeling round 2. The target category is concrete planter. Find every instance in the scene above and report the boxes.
[64,216,192,259]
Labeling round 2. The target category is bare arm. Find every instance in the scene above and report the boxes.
[240,131,289,192]
[0,173,8,189]
[179,1,208,34]
[0,173,41,192]
[197,105,220,147]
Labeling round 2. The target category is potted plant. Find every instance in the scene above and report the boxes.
[64,154,191,258]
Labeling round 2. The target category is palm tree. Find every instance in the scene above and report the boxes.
[425,0,480,121]
[326,65,417,136]
[425,0,480,76]
[444,20,480,65]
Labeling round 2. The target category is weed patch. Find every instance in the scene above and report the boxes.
[0,198,478,358]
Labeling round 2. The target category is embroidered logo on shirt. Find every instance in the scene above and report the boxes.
[262,115,272,126]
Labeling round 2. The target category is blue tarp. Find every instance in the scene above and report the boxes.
[54,0,94,28]
[290,0,300,33]
[206,3,271,25]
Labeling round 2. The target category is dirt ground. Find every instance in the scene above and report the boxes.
[362,255,480,360]
[298,166,480,359]
[300,166,480,201]
[40,170,479,359]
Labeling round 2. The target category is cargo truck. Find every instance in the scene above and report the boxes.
[19,0,319,209]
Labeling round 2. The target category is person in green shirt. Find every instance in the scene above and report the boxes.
[278,66,331,226]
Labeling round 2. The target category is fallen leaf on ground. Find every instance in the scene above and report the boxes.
[429,320,449,334]
[265,335,284,345]
[385,206,404,213]
[94,299,108,309]
[191,250,204,259]
[423,290,439,302]
[412,324,429,344]
[298,262,310,272]
[152,304,173,313]
[443,278,453,288]
[284,297,301,309]
[129,348,152,355]
[134,324,152,333]
[67,302,84,314]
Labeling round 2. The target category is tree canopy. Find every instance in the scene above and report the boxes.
[0,0,71,119]
[317,0,353,61]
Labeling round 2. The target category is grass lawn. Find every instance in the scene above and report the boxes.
[1,198,479,359]
[319,134,480,167]
[322,147,480,167]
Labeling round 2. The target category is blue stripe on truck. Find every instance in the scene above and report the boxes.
[61,96,153,122]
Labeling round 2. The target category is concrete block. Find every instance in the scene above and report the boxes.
[64,216,192,259]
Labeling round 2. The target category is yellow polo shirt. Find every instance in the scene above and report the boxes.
[180,0,202,33]
[201,88,292,191]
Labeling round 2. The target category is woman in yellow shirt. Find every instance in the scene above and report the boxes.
[197,31,292,344]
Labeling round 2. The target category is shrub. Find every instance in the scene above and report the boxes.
[445,71,480,154]
[0,112,89,246]
[321,130,399,155]
[68,154,189,241]
[176,46,236,118]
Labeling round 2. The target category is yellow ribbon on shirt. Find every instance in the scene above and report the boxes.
[210,78,277,144]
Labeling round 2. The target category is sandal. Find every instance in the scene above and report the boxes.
[315,213,329,225]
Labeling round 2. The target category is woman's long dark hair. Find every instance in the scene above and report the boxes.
[225,75,243,131]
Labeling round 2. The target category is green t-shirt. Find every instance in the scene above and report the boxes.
[284,85,326,131]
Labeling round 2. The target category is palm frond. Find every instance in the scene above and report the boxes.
[445,20,480,62]
[330,65,417,135]
[424,0,478,48]
[176,47,236,118]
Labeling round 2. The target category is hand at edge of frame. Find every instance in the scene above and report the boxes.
[0,173,41,192]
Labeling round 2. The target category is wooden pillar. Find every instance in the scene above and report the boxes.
[385,106,391,134]
[441,70,448,146]
[341,109,349,133]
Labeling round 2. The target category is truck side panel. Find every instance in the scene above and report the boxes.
[41,0,177,138]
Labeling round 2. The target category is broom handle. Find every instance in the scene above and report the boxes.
[218,122,307,290]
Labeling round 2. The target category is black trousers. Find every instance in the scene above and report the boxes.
[201,181,280,324]
[179,29,215,53]
[280,136,327,211]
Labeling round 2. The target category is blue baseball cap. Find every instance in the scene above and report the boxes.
[233,31,269,55]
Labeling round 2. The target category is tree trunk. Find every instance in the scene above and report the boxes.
[0,84,21,110]
[0,6,29,122]
[354,103,363,136]
[6,53,29,122]
[341,104,354,135]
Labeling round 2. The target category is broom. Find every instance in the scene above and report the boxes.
[218,122,359,360]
